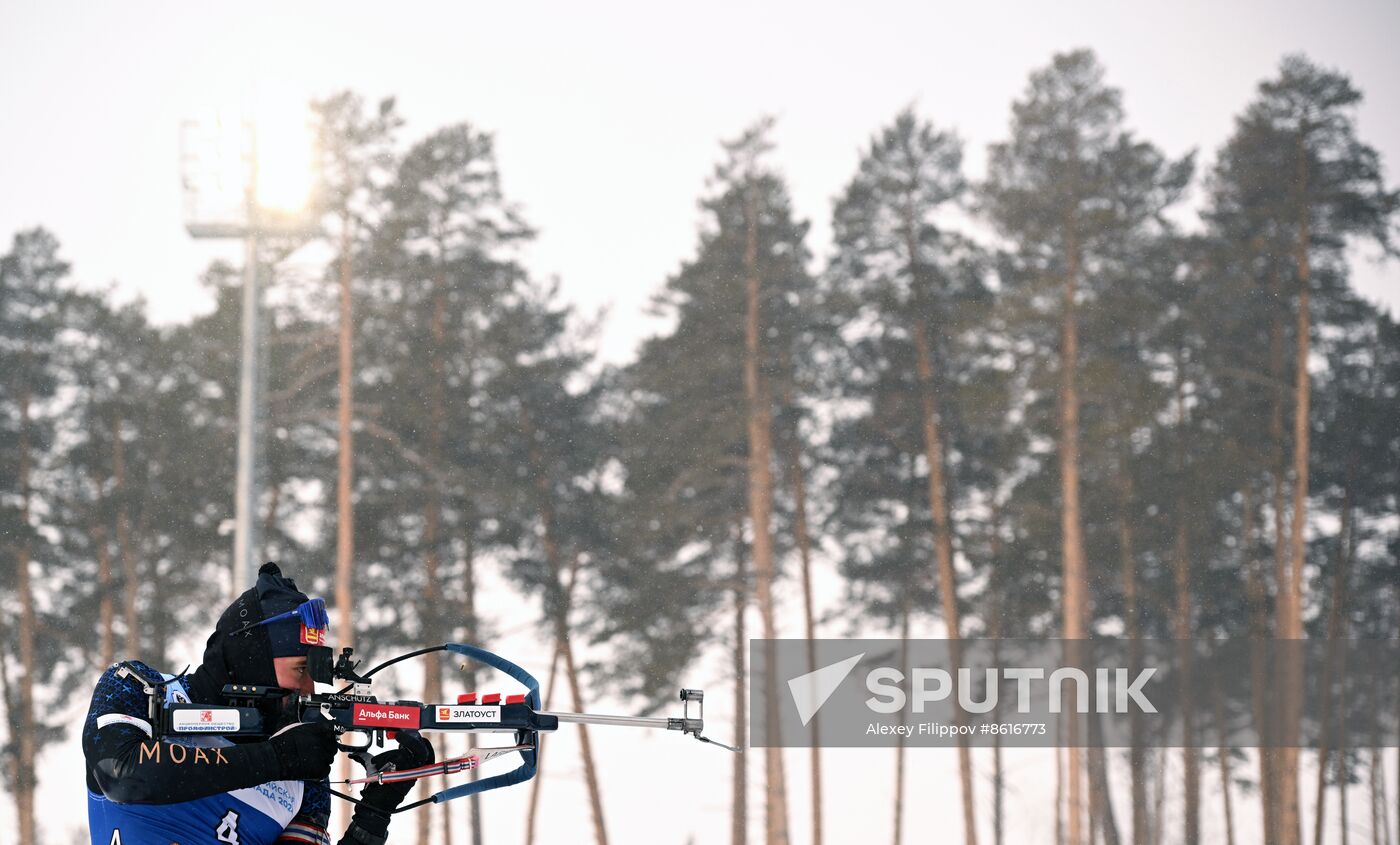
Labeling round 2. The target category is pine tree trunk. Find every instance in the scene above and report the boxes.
[989,508,1007,845]
[1118,462,1146,845]
[112,410,139,658]
[1084,632,1122,841]
[1246,483,1281,845]
[903,205,975,844]
[561,634,609,845]
[1090,789,1099,845]
[1056,728,1066,845]
[1338,692,1350,845]
[742,184,790,845]
[419,272,450,845]
[732,551,749,845]
[334,217,356,670]
[1152,747,1168,845]
[992,674,1005,845]
[16,381,39,845]
[1370,712,1389,845]
[133,421,167,665]
[1088,727,1122,845]
[1280,147,1314,845]
[419,493,444,845]
[1265,263,1289,845]
[0,622,22,843]
[783,438,823,845]
[526,428,610,845]
[1167,342,1199,845]
[463,530,483,845]
[912,317,980,845]
[95,523,115,668]
[1380,694,1393,845]
[892,602,911,845]
[1060,219,1088,845]
[1327,646,1354,845]
[1312,469,1355,845]
[525,642,564,845]
[1174,519,1200,845]
[332,212,358,845]
[1244,486,1278,845]
[1213,676,1237,845]
[524,550,578,845]
[1268,261,1290,601]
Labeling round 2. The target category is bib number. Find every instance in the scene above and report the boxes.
[216,809,241,843]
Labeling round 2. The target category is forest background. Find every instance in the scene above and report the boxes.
[2,3,1399,844]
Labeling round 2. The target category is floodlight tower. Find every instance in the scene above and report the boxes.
[181,112,312,595]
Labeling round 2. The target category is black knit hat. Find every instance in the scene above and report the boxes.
[187,562,311,708]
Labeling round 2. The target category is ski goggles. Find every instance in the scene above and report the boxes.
[229,597,330,638]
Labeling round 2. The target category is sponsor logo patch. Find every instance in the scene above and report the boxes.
[172,708,242,733]
[300,625,326,646]
[436,705,502,724]
[352,703,421,729]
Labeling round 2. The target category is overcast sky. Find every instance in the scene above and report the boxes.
[2,2,1397,842]
[2,1,1398,364]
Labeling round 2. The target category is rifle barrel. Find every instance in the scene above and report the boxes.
[538,710,672,730]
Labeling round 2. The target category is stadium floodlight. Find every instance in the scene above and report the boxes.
[180,112,252,239]
[253,102,316,215]
[181,108,317,237]
[181,106,318,596]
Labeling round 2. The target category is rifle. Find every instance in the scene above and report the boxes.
[131,640,735,814]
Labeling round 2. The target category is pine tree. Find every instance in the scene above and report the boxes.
[1304,298,1390,845]
[983,49,1191,845]
[1205,55,1397,845]
[59,294,160,664]
[480,278,614,845]
[366,120,534,845]
[57,291,234,669]
[820,360,938,845]
[730,118,796,845]
[0,228,69,844]
[828,106,987,845]
[310,90,402,657]
[603,118,811,845]
[1199,86,1302,845]
[308,92,404,837]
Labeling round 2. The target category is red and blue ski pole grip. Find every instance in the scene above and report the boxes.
[431,643,541,802]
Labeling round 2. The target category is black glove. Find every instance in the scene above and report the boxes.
[267,720,338,781]
[352,730,435,835]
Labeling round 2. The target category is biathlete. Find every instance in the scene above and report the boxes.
[83,562,431,845]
